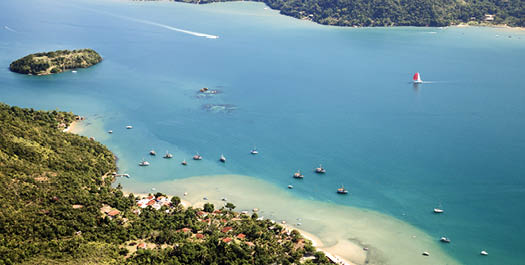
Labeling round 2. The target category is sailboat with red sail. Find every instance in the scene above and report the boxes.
[413,72,423,84]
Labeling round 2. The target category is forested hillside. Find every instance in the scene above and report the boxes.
[9,49,102,75]
[174,0,524,27]
[0,103,328,265]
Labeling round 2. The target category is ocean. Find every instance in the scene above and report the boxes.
[1,0,525,264]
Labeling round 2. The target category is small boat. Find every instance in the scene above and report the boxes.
[181,159,187,165]
[193,153,202,160]
[413,72,423,84]
[250,146,259,155]
[293,170,304,179]
[422,251,430,256]
[139,159,150,166]
[288,185,293,189]
[221,197,227,201]
[337,185,348,194]
[315,164,326,173]
[183,192,188,196]
[151,187,156,191]
[107,130,113,134]
[440,237,451,243]
[434,208,444,213]
[220,154,226,162]
[72,70,77,73]
[126,125,133,129]
[200,87,209,93]
[150,150,156,156]
[163,151,173,158]
[480,250,488,256]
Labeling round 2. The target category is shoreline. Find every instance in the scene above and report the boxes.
[119,174,461,265]
[122,188,360,265]
[63,120,81,133]
[135,1,525,31]
[453,22,525,31]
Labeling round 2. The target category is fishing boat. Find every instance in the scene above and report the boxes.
[337,185,348,194]
[181,159,187,165]
[150,150,156,156]
[433,208,444,213]
[163,151,173,158]
[413,72,423,84]
[193,153,202,160]
[288,185,293,189]
[315,164,326,173]
[250,146,259,155]
[139,159,150,166]
[293,170,304,179]
[480,250,488,256]
[220,154,226,162]
[126,125,133,129]
[440,237,451,243]
[107,130,113,134]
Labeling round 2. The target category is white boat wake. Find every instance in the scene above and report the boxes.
[80,7,219,39]
[129,17,219,39]
[4,26,16,32]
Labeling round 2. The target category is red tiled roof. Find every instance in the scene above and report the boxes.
[195,233,205,239]
[197,211,207,216]
[222,237,232,243]
[147,195,154,200]
[221,227,233,233]
[108,210,120,217]
[213,210,222,214]
[146,200,156,206]
[137,243,147,249]
[245,242,255,247]
[236,233,246,239]
[181,228,191,232]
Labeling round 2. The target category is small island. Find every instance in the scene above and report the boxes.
[9,49,102,75]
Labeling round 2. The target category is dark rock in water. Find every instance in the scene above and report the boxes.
[202,104,237,113]
[197,89,221,98]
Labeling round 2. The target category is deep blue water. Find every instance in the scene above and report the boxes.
[1,0,525,264]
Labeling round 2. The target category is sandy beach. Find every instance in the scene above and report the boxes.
[63,120,83,134]
[122,188,362,265]
[118,174,460,265]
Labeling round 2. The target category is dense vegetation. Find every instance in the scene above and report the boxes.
[9,49,102,75]
[0,103,329,265]
[173,0,524,27]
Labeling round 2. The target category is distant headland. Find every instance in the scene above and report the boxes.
[9,49,102,75]
[169,0,523,28]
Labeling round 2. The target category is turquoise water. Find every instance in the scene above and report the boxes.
[1,0,525,263]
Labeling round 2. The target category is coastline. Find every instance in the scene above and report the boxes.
[122,189,360,265]
[63,120,81,133]
[138,0,525,31]
[453,22,525,31]
[119,174,461,265]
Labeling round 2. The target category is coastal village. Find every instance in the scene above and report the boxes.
[99,192,350,264]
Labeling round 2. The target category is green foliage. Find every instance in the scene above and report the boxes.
[174,0,525,27]
[203,202,215,213]
[0,103,330,264]
[9,49,102,75]
[225,202,236,211]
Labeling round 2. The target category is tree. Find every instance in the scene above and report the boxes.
[203,203,214,213]
[171,196,181,207]
[225,202,236,211]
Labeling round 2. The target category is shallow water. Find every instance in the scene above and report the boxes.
[1,0,525,264]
